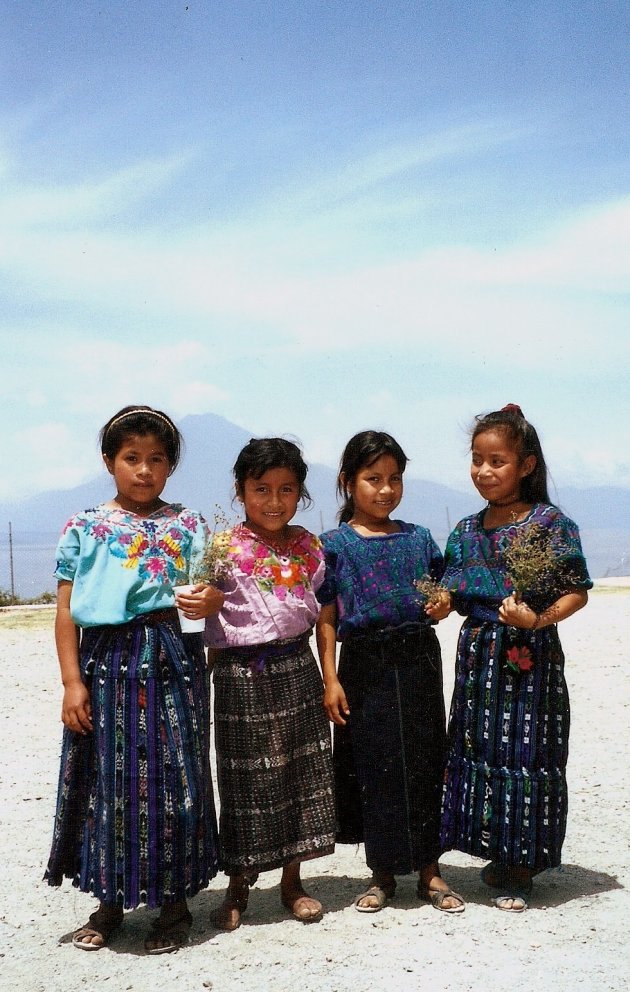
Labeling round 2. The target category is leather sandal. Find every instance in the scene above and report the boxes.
[418,883,466,914]
[72,905,123,951]
[354,881,396,913]
[144,908,193,954]
[211,877,250,931]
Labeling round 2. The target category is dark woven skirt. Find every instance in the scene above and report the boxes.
[334,623,446,875]
[45,612,219,908]
[213,633,336,876]
[440,619,570,872]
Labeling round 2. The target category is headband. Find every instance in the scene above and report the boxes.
[105,408,176,437]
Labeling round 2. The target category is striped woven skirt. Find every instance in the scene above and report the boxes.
[440,619,570,872]
[333,623,446,875]
[213,633,336,876]
[45,612,219,908]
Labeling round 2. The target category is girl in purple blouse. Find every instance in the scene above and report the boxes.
[205,438,336,929]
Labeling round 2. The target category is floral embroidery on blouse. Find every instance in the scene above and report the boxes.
[226,526,322,603]
[59,511,200,585]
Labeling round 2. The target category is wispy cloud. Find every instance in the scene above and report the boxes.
[1,152,192,230]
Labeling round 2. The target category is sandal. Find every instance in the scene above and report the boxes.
[485,864,533,912]
[354,881,396,913]
[417,884,466,914]
[492,887,531,913]
[144,908,193,954]
[72,905,123,951]
[211,877,250,932]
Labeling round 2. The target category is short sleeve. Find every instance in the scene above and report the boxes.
[549,513,593,592]
[54,518,81,583]
[316,535,338,606]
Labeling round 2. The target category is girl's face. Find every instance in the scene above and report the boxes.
[103,433,171,514]
[238,467,301,540]
[345,454,403,527]
[470,429,535,505]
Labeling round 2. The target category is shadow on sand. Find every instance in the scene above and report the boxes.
[57,861,623,955]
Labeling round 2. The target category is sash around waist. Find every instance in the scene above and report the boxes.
[343,621,433,646]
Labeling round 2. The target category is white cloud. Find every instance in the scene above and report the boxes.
[264,118,527,215]
[1,132,629,498]
[0,422,93,501]
[4,169,628,374]
[0,152,192,230]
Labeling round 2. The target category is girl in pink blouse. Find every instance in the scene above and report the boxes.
[206,438,336,929]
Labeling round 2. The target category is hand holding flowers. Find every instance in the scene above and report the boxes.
[175,507,232,624]
[415,575,452,621]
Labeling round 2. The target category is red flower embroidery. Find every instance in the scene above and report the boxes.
[506,645,534,673]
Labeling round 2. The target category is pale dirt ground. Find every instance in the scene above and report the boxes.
[0,587,628,992]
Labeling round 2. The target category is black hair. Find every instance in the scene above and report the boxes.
[337,430,408,523]
[233,437,312,507]
[99,405,182,473]
[470,404,551,504]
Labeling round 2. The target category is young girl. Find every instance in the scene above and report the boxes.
[439,404,592,911]
[45,405,222,953]
[205,438,336,929]
[316,430,464,914]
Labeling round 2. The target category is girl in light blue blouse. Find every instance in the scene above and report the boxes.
[45,405,222,954]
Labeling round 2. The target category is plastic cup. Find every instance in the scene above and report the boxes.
[174,583,206,633]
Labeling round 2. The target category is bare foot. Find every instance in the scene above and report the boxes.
[281,884,323,922]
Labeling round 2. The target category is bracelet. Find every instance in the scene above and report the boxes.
[531,612,541,631]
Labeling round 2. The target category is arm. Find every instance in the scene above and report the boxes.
[315,602,350,726]
[499,589,588,630]
[422,532,452,621]
[55,581,92,734]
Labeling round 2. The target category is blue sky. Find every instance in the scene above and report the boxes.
[2,1,629,503]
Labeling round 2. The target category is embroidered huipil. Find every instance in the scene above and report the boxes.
[205,523,325,647]
[54,503,208,626]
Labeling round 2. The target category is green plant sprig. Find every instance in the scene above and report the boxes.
[190,506,234,587]
[415,574,450,607]
[502,520,562,603]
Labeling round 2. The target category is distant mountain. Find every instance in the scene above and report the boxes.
[0,413,474,540]
[0,413,628,594]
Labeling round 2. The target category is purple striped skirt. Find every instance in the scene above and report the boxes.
[44,611,219,908]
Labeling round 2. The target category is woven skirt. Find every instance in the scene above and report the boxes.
[213,633,336,876]
[45,612,219,908]
[334,623,446,875]
[440,619,570,872]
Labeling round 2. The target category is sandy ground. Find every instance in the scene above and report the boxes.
[1,587,628,992]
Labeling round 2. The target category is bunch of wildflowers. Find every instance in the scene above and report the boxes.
[415,575,450,608]
[502,519,560,603]
[190,506,233,587]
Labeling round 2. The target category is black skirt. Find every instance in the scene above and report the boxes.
[334,623,446,874]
